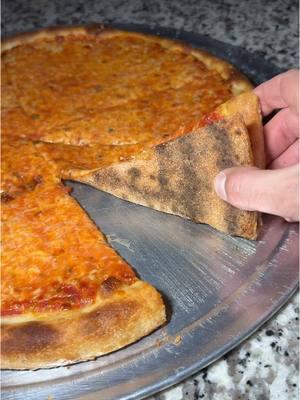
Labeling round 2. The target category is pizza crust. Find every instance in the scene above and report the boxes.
[2,281,165,369]
[217,92,265,168]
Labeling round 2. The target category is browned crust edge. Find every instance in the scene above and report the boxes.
[1,281,166,370]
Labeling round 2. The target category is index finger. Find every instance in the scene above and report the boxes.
[253,69,299,116]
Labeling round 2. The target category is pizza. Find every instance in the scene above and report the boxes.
[84,102,262,239]
[1,25,263,369]
[80,90,263,239]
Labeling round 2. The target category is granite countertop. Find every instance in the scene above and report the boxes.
[152,294,299,400]
[2,0,299,399]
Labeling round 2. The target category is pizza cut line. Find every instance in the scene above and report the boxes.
[1,25,263,369]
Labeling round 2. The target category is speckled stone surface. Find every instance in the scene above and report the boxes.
[2,0,299,399]
[2,0,299,69]
[151,293,299,400]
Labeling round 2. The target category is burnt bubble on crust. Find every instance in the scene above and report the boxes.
[1,192,15,203]
[100,277,121,295]
[2,322,58,355]
[127,167,141,184]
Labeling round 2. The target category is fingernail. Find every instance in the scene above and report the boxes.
[214,172,227,200]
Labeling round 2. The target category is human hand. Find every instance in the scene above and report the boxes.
[214,69,299,222]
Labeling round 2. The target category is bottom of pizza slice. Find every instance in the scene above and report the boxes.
[1,180,165,369]
[78,92,263,240]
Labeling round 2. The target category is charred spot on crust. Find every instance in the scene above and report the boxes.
[33,174,43,185]
[82,301,138,335]
[2,322,58,354]
[127,167,142,189]
[156,143,169,156]
[90,301,138,321]
[158,175,168,186]
[101,277,121,295]
[128,167,141,179]
[1,192,14,203]
[149,174,156,181]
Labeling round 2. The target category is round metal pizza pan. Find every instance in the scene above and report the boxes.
[1,23,298,400]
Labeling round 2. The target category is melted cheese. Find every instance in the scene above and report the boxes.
[1,31,240,316]
[2,35,233,146]
[1,182,136,315]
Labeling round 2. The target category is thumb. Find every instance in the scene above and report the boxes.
[214,164,299,222]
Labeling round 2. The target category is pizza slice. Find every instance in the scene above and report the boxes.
[75,92,263,240]
[175,91,264,168]
[1,145,165,370]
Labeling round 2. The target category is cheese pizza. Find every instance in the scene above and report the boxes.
[1,25,262,369]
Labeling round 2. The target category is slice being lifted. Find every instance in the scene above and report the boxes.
[1,92,262,370]
[77,92,263,240]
